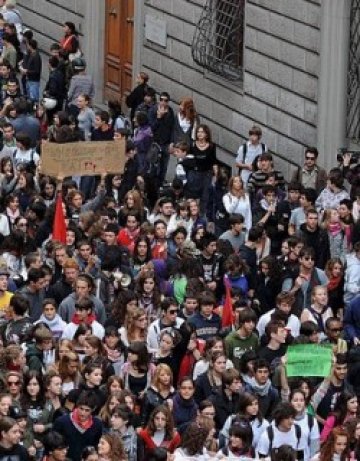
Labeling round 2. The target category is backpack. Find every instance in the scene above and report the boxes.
[238,141,266,175]
[13,148,36,174]
[114,114,131,133]
[267,424,303,459]
[146,142,162,178]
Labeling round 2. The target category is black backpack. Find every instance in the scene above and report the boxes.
[267,424,304,461]
[238,141,266,175]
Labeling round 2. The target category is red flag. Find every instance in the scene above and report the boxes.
[222,275,233,328]
[52,192,67,244]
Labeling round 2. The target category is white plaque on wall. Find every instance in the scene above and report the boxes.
[145,14,167,48]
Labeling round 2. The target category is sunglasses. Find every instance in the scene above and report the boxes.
[305,156,316,160]
[7,381,20,386]
[303,256,314,261]
[329,328,342,333]
[169,309,178,314]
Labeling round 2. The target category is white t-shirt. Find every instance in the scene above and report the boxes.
[256,423,306,458]
[257,309,301,337]
[235,141,267,184]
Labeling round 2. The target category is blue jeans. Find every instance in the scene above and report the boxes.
[26,80,40,102]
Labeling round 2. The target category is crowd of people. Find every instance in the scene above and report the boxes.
[0,1,360,461]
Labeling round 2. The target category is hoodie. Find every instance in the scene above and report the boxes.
[34,314,67,340]
[58,292,106,324]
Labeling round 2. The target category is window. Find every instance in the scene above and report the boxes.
[191,0,245,82]
[347,0,360,140]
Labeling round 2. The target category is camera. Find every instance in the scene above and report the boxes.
[336,148,360,164]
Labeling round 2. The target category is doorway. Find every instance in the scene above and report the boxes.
[104,0,134,102]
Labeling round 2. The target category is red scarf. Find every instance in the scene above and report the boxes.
[327,275,342,292]
[70,409,93,430]
[71,313,96,325]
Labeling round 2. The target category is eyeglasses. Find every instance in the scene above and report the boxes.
[7,381,20,386]
[305,156,316,160]
[329,328,342,333]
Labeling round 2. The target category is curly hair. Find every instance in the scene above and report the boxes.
[100,433,127,461]
[180,421,210,456]
[110,290,138,327]
[320,426,349,461]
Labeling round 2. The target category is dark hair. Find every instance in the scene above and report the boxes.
[28,39,38,50]
[305,146,319,158]
[9,294,29,316]
[43,431,67,454]
[64,21,77,34]
[228,421,253,453]
[95,110,110,124]
[330,390,357,426]
[75,296,94,312]
[300,321,319,337]
[270,445,296,461]
[238,308,257,327]
[236,392,263,422]
[27,267,45,284]
[301,187,317,204]
[159,297,178,312]
[81,446,97,461]
[127,341,150,373]
[200,232,217,250]
[299,246,315,260]
[180,422,210,456]
[229,214,244,226]
[247,227,263,242]
[272,402,296,426]
[253,359,270,373]
[0,417,18,439]
[147,405,175,439]
[328,168,344,189]
[16,132,32,150]
[21,371,45,408]
[77,390,99,411]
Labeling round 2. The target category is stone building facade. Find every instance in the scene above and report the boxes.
[17,0,353,174]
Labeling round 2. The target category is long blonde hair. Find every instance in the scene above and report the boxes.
[151,364,173,391]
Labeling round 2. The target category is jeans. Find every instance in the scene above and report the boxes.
[26,80,40,102]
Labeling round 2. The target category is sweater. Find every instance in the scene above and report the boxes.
[188,311,221,340]
[53,413,103,461]
[34,314,67,340]
[224,330,259,370]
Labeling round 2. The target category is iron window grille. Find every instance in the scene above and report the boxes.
[347,0,360,140]
[191,0,245,82]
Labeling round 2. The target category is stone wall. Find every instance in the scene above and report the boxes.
[142,0,322,176]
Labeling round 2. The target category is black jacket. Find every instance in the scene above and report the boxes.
[47,278,73,306]
[209,389,240,430]
[45,68,66,100]
[148,104,175,145]
[297,224,330,269]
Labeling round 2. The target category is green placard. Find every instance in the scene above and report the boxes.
[286,344,333,377]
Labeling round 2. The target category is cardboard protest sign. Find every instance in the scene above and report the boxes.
[41,140,126,177]
[286,344,332,377]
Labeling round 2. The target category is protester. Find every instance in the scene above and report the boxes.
[0,15,358,461]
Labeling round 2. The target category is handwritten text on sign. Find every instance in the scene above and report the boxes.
[41,140,126,177]
[286,344,333,377]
